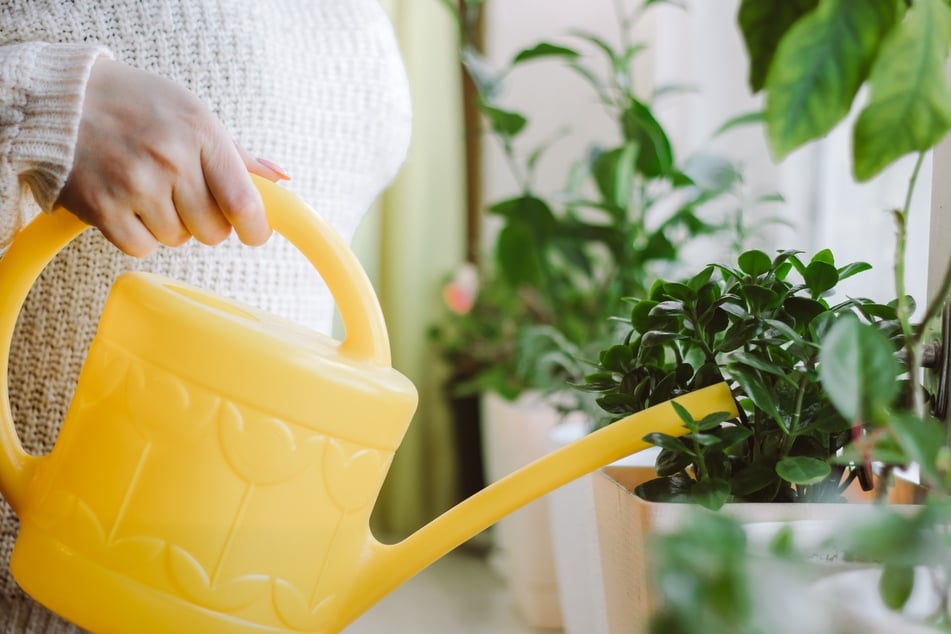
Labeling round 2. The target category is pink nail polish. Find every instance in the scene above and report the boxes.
[257,158,291,181]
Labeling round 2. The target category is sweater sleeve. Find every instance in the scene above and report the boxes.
[0,41,110,248]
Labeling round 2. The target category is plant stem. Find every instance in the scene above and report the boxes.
[894,152,927,417]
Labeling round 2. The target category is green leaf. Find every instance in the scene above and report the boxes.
[810,248,835,265]
[602,344,634,372]
[643,432,690,453]
[656,448,693,477]
[818,316,900,421]
[741,284,779,312]
[592,146,636,210]
[650,300,685,317]
[621,99,674,177]
[853,0,951,181]
[730,366,785,431]
[717,425,753,449]
[640,330,681,347]
[488,195,556,227]
[692,478,731,511]
[775,456,831,485]
[581,371,617,391]
[803,260,838,297]
[479,99,528,137]
[764,0,901,159]
[710,110,766,138]
[878,564,915,611]
[630,300,659,333]
[696,411,733,431]
[837,261,874,281]
[661,282,697,303]
[783,296,827,326]
[720,319,760,352]
[737,250,772,276]
[670,400,697,431]
[726,351,786,377]
[888,411,946,487]
[512,42,581,65]
[731,463,778,496]
[738,0,820,92]
[635,476,693,503]
[496,223,544,287]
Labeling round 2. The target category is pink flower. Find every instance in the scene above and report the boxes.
[442,262,479,315]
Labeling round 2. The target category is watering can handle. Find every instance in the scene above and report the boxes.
[0,174,390,511]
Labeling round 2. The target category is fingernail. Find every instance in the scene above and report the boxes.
[257,158,291,181]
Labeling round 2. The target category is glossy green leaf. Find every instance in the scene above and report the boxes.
[810,248,835,265]
[692,478,732,510]
[710,109,766,138]
[804,260,838,297]
[496,223,544,287]
[738,249,772,276]
[741,284,779,312]
[726,351,786,376]
[837,260,874,281]
[592,144,637,210]
[650,300,685,316]
[764,0,901,159]
[783,296,826,326]
[818,316,900,421]
[512,42,581,65]
[775,456,831,485]
[888,411,946,487]
[670,400,697,431]
[644,432,691,454]
[601,344,634,372]
[717,425,753,449]
[730,366,785,431]
[731,463,778,496]
[631,300,659,333]
[479,99,528,138]
[738,0,820,91]
[696,411,734,431]
[853,0,951,181]
[879,564,915,611]
[662,282,697,303]
[621,99,674,177]
[656,448,693,477]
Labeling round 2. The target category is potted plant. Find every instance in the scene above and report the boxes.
[575,0,951,628]
[577,244,931,630]
[429,0,765,627]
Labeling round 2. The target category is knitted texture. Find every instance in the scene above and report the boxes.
[0,2,411,631]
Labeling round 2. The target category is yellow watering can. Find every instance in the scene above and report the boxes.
[0,175,736,633]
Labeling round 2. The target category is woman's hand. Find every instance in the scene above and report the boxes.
[57,57,289,257]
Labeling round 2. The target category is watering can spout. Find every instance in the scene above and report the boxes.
[338,382,737,629]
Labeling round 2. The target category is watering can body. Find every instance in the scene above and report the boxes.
[0,177,737,633]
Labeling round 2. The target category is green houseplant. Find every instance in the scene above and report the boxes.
[584,0,951,629]
[580,247,909,509]
[430,0,763,412]
[428,1,772,628]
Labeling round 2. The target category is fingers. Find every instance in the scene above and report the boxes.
[137,199,191,247]
[172,180,232,246]
[97,214,160,258]
[201,136,272,246]
[61,57,289,255]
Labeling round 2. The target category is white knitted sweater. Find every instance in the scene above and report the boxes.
[0,2,411,631]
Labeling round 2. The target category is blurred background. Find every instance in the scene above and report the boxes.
[357,0,932,539]
[355,0,930,535]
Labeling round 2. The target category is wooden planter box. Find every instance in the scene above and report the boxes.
[591,465,924,634]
